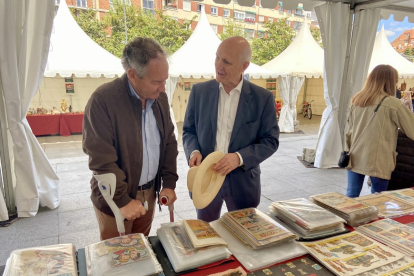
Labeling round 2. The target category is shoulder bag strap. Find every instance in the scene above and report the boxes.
[349,96,387,154]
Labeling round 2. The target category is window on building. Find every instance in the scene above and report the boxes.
[143,0,155,15]
[211,24,218,34]
[245,12,255,22]
[234,0,238,4]
[183,0,191,11]
[55,0,60,4]
[278,1,283,11]
[234,10,245,21]
[211,6,218,15]
[245,29,254,39]
[223,9,230,17]
[286,20,290,27]
[268,17,273,22]
[257,30,265,38]
[197,3,203,12]
[76,0,87,7]
[259,15,264,22]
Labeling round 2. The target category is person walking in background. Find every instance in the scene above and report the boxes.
[183,36,279,222]
[402,91,413,112]
[396,85,401,99]
[345,65,414,198]
[83,37,178,240]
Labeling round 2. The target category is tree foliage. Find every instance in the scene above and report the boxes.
[405,46,413,56]
[310,26,322,47]
[220,19,246,41]
[251,18,295,65]
[71,0,195,57]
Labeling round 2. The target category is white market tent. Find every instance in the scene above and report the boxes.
[369,26,414,78]
[262,22,324,132]
[44,0,124,78]
[166,6,280,105]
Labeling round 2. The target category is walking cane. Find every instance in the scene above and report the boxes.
[161,196,174,222]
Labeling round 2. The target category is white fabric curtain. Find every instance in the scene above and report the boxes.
[166,76,179,139]
[0,188,8,221]
[290,76,305,124]
[277,76,292,132]
[314,2,351,168]
[0,0,60,217]
[338,8,380,138]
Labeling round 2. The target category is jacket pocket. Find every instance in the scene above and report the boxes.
[250,167,261,178]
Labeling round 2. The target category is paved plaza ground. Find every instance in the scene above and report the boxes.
[0,115,371,266]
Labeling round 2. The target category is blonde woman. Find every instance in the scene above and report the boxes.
[345,65,414,197]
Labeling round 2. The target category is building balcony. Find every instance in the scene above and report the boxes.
[164,3,177,9]
[244,18,255,23]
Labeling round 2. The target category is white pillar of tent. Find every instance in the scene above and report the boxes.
[0,0,60,218]
[314,2,351,168]
[166,77,179,139]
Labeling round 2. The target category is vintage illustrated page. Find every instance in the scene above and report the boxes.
[357,218,414,255]
[300,232,405,275]
[184,219,227,248]
[103,234,150,267]
[13,244,77,276]
[228,208,292,241]
[384,189,414,205]
[312,192,370,213]
[356,194,414,218]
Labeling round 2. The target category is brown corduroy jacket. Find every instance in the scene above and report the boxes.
[83,74,178,216]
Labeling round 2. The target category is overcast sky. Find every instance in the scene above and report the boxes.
[380,15,414,42]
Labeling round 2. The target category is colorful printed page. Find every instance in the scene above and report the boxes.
[379,260,414,276]
[356,193,414,218]
[247,255,334,276]
[299,232,405,275]
[13,244,77,276]
[184,219,227,248]
[207,266,247,276]
[169,225,210,256]
[228,208,291,242]
[103,234,150,268]
[311,192,371,213]
[384,189,414,205]
[357,219,414,255]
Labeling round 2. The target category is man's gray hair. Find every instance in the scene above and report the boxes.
[239,45,252,64]
[121,37,165,77]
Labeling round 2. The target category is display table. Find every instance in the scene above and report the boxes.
[26,113,83,137]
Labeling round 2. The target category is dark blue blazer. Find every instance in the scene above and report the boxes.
[183,79,279,209]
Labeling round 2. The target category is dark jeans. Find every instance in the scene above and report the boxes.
[346,170,389,198]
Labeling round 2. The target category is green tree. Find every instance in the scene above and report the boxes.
[310,26,323,47]
[405,46,413,56]
[220,19,246,41]
[251,18,295,65]
[70,8,109,49]
[71,0,194,57]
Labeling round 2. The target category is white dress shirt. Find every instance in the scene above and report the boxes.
[191,79,244,166]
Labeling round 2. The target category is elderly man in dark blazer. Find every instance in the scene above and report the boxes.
[183,36,280,222]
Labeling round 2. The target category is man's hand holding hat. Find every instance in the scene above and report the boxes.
[214,153,240,176]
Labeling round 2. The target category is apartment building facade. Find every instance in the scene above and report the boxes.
[391,28,414,53]
[57,0,311,38]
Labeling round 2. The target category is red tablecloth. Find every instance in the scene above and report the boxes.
[26,113,84,137]
[26,114,61,136]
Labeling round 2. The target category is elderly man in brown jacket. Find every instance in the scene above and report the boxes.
[83,37,178,240]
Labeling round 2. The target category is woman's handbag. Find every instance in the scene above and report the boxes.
[338,96,387,168]
[338,151,350,168]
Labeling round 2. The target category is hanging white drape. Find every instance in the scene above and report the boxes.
[278,76,305,133]
[277,76,291,132]
[0,188,8,221]
[338,8,380,138]
[0,0,60,217]
[166,76,179,139]
[314,2,351,168]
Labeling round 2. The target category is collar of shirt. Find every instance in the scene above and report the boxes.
[128,80,155,107]
[219,78,244,95]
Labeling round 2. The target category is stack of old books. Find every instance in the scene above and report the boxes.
[211,208,307,272]
[157,219,231,273]
[310,192,378,226]
[269,198,347,239]
[85,233,162,276]
[357,218,414,257]
[220,208,297,249]
[3,244,78,276]
[300,231,413,276]
[356,192,414,218]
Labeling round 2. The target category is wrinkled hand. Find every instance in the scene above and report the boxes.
[214,153,240,176]
[120,199,146,221]
[189,152,202,168]
[159,188,177,206]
